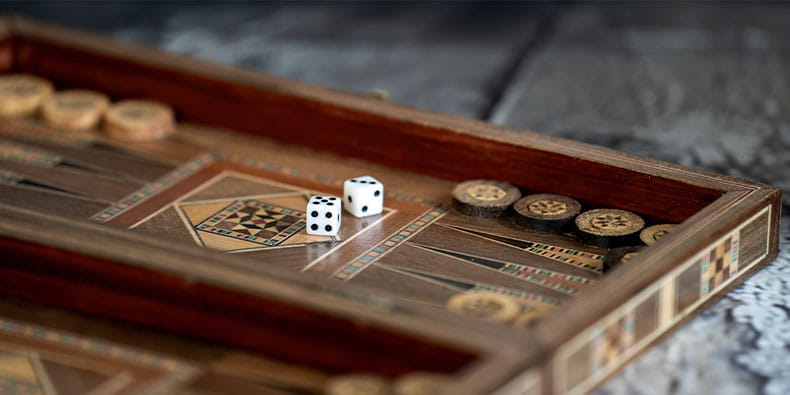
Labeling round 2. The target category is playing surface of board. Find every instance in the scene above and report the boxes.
[0,114,615,329]
[0,27,780,391]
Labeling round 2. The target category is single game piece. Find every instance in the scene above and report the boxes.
[343,176,384,218]
[0,74,54,118]
[513,193,582,233]
[306,195,341,236]
[604,246,643,272]
[640,223,677,245]
[41,90,110,131]
[575,208,645,248]
[103,99,175,142]
[325,374,391,395]
[451,179,521,218]
[393,372,451,395]
[446,291,520,323]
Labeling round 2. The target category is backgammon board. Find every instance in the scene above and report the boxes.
[0,16,781,395]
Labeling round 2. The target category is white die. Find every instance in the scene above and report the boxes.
[343,176,383,218]
[306,195,341,236]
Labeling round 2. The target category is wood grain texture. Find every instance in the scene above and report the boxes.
[0,14,781,395]
[9,31,724,224]
[0,3,549,118]
[378,243,572,301]
[0,184,108,219]
[0,158,142,201]
[2,134,174,181]
[409,223,599,279]
[0,236,477,377]
[0,297,331,394]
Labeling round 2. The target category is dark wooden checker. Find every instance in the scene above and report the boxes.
[0,16,782,395]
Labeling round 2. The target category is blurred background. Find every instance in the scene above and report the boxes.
[2,2,787,394]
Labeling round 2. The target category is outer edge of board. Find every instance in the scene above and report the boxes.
[0,15,783,395]
[550,204,772,395]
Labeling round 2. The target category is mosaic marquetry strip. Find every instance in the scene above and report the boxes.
[590,311,635,373]
[0,318,198,380]
[0,170,21,186]
[554,205,771,395]
[90,153,214,222]
[220,152,345,185]
[414,244,593,295]
[529,243,604,262]
[500,263,593,295]
[524,247,603,273]
[0,140,62,167]
[333,208,447,281]
[447,226,604,273]
[700,231,740,295]
[219,153,444,207]
[0,118,92,145]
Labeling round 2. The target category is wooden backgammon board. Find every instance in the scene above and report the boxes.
[0,16,781,395]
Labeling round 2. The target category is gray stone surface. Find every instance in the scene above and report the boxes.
[2,3,787,394]
[4,3,545,118]
[492,5,789,394]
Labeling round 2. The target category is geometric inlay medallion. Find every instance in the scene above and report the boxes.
[195,200,306,247]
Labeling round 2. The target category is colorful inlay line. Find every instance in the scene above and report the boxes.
[0,318,197,377]
[334,208,447,281]
[499,262,594,295]
[0,119,92,145]
[0,140,62,167]
[529,243,604,261]
[90,153,215,222]
[525,247,603,273]
[0,170,21,186]
[219,152,444,207]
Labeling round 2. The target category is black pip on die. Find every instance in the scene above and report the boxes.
[306,195,341,236]
[343,176,383,217]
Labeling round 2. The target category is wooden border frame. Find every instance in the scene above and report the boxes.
[0,16,781,394]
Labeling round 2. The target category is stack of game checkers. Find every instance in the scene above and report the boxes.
[103,99,176,142]
[0,73,178,142]
[450,179,680,270]
[0,74,53,118]
[41,90,110,131]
